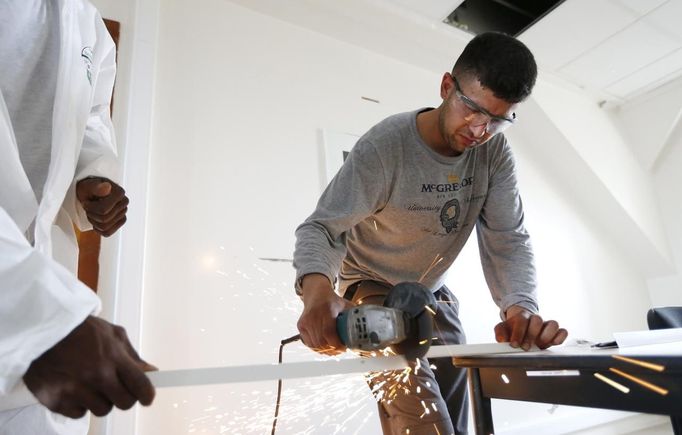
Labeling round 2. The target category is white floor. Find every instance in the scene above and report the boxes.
[627,424,674,435]
[490,400,673,435]
[566,414,673,435]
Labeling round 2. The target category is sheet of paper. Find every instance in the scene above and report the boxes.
[618,341,682,356]
[614,328,682,348]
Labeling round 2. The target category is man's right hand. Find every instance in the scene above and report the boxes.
[23,316,156,419]
[296,274,353,356]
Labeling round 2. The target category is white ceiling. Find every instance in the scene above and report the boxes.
[519,0,682,102]
[227,0,682,105]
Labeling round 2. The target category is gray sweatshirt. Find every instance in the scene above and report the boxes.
[0,0,59,204]
[294,109,538,314]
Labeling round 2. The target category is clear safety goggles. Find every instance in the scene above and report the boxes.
[451,75,516,136]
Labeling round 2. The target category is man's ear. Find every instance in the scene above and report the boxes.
[440,72,453,100]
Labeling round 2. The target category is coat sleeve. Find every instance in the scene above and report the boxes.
[293,139,388,292]
[476,137,539,318]
[0,207,100,394]
[62,12,120,231]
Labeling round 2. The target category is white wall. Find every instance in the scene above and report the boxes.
[615,78,682,171]
[531,79,672,276]
[117,1,670,434]
[610,78,682,307]
[650,133,682,306]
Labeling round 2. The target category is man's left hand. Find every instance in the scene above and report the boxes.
[76,177,129,237]
[494,305,568,350]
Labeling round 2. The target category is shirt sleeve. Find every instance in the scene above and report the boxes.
[0,207,100,394]
[476,137,539,318]
[62,12,120,231]
[293,139,388,293]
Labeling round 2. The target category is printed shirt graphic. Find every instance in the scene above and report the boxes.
[415,173,475,235]
[294,109,538,314]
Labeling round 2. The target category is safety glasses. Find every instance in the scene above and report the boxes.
[450,74,516,135]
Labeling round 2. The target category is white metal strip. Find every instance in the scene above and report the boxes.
[0,343,527,410]
[425,342,529,359]
[148,355,408,388]
[149,343,526,388]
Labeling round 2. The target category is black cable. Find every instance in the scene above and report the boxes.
[271,334,301,435]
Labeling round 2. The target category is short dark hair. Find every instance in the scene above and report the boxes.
[452,32,537,103]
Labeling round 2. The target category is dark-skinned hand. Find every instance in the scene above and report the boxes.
[494,305,568,351]
[23,316,156,419]
[76,177,129,237]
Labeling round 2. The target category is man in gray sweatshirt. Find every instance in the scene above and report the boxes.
[293,32,568,434]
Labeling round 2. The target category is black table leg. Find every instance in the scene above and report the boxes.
[468,368,495,435]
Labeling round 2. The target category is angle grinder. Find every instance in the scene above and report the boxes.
[335,281,438,359]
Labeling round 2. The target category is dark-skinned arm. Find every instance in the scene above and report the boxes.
[76,177,129,237]
[23,316,155,418]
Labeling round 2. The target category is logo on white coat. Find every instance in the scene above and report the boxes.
[81,47,94,85]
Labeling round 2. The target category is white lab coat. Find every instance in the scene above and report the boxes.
[0,0,119,431]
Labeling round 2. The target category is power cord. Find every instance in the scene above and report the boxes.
[271,334,301,435]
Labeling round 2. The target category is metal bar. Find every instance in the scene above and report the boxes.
[149,343,525,388]
[1,343,524,410]
[426,342,527,359]
[149,355,408,388]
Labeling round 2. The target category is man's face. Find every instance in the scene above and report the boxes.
[437,73,517,156]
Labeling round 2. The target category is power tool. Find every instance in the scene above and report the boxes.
[336,281,438,359]
[271,281,438,433]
